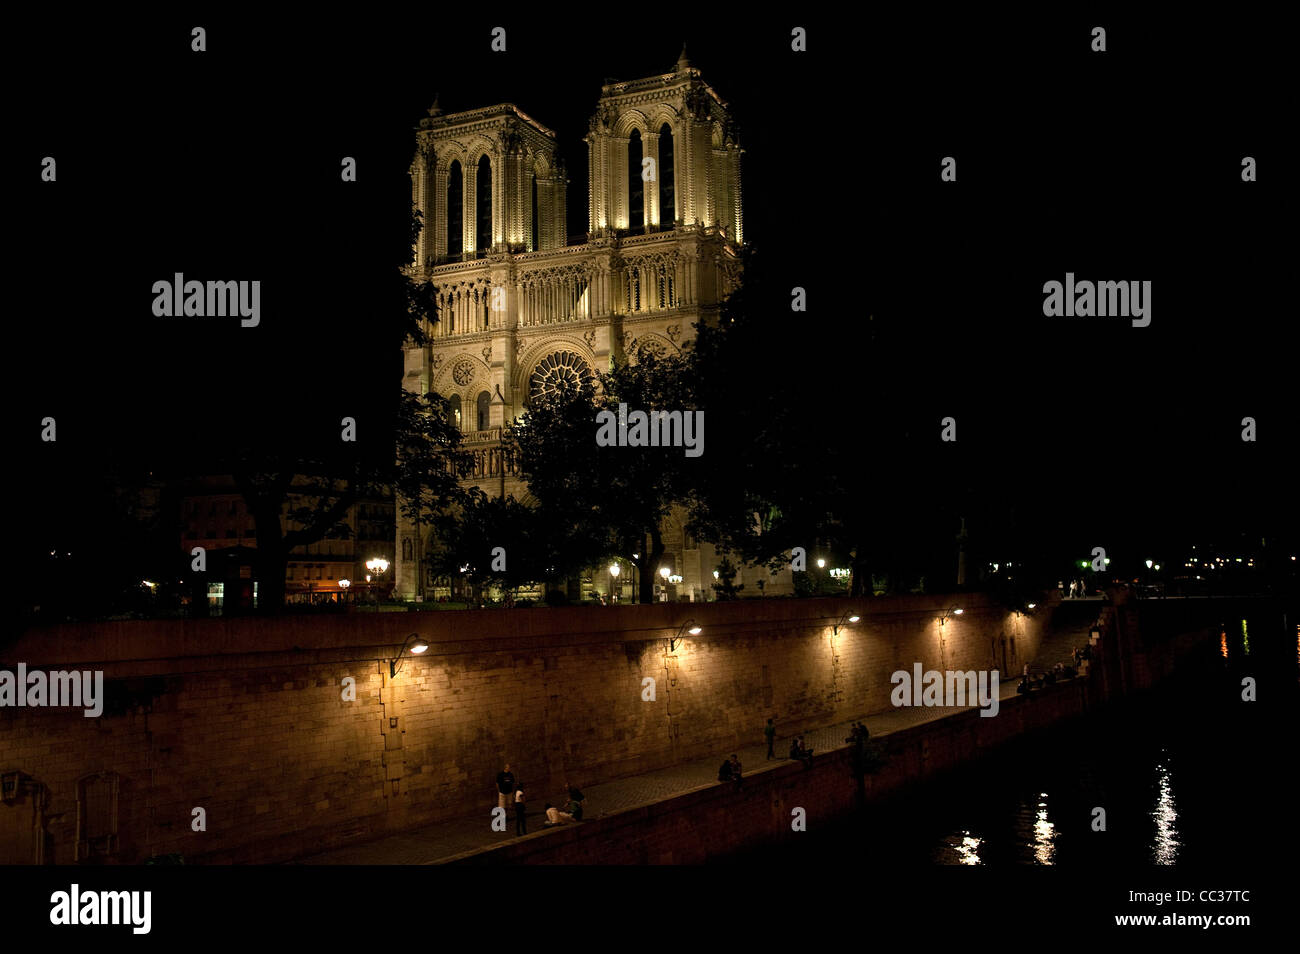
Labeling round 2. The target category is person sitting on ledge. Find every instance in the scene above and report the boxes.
[543,803,575,826]
[789,736,814,768]
[718,758,734,784]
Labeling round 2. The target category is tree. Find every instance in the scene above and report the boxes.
[504,347,698,603]
[427,488,589,600]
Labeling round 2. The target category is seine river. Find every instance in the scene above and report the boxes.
[719,611,1295,867]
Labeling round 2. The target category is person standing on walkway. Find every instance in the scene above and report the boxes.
[514,786,527,835]
[764,718,776,759]
[729,754,743,790]
[496,763,516,813]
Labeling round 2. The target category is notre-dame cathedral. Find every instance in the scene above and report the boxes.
[394,49,790,602]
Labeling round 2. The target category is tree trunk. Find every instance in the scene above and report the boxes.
[253,545,287,613]
[850,544,869,598]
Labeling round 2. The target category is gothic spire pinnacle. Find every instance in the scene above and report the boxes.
[427,94,442,118]
[675,44,692,71]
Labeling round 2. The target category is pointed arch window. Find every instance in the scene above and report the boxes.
[448,394,462,429]
[531,175,539,251]
[628,130,644,231]
[658,123,675,226]
[446,160,463,259]
[476,390,491,431]
[476,155,492,254]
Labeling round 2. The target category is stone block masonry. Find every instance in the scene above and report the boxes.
[0,594,1051,863]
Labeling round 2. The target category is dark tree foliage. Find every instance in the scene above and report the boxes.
[504,347,698,603]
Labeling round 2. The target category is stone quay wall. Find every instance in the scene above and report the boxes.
[2,594,1059,863]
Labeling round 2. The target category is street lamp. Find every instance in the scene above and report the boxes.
[833,612,860,636]
[670,619,702,652]
[366,558,389,609]
[339,578,350,607]
[389,632,430,678]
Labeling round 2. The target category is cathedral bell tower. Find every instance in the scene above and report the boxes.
[585,46,743,244]
[410,100,568,268]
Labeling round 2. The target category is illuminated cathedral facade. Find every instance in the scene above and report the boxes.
[394,49,787,602]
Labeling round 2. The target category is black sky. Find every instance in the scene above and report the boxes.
[9,9,1296,575]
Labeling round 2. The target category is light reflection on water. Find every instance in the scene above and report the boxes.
[1151,753,1179,865]
[937,829,983,865]
[1033,792,1057,864]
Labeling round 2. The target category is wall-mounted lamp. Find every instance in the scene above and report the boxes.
[938,606,964,626]
[833,612,860,636]
[670,620,702,652]
[390,632,430,678]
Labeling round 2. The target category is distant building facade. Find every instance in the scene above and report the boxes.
[181,478,394,611]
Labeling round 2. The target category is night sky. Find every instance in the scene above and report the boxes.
[9,10,1295,583]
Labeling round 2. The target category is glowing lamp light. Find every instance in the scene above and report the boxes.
[1146,560,1154,569]
[816,559,826,568]
[671,620,701,651]
[1027,603,1037,609]
[390,633,430,678]
[659,567,670,579]
[609,563,621,577]
[833,612,860,636]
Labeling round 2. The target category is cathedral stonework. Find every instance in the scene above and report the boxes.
[395,50,764,602]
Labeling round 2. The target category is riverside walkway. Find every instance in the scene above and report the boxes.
[291,676,1043,865]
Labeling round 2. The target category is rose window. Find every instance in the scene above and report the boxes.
[530,351,593,402]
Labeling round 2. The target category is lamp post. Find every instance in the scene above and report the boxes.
[339,578,350,609]
[366,558,389,610]
[609,562,620,603]
[937,606,963,671]
[389,632,430,679]
[670,620,702,652]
